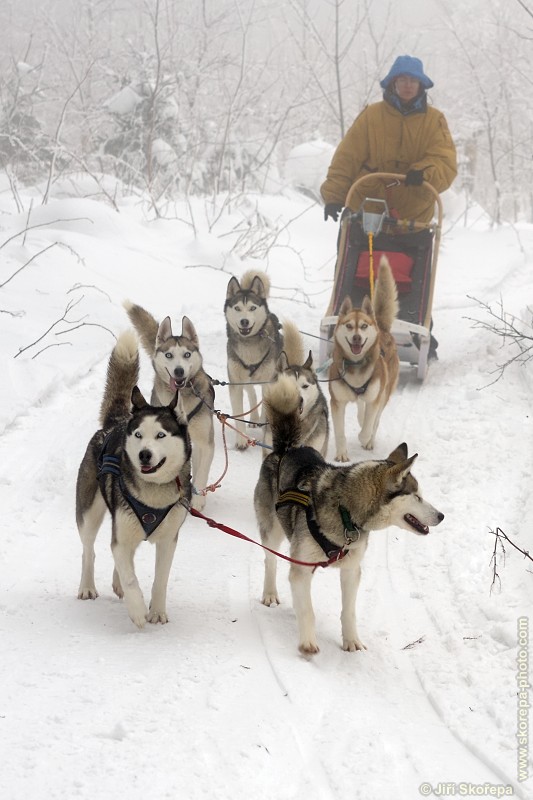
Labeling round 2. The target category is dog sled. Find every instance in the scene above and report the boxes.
[319,173,443,381]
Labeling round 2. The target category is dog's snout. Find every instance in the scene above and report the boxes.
[437,512,445,523]
[174,366,184,378]
[139,449,152,465]
[240,318,249,328]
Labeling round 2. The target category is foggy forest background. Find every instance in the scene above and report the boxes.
[0,0,531,225]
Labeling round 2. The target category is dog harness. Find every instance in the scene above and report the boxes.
[275,489,363,561]
[232,315,282,378]
[97,434,182,537]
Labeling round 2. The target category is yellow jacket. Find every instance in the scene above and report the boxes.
[321,100,457,223]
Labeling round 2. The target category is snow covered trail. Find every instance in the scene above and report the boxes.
[0,352,526,800]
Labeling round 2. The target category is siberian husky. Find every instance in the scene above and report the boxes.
[76,330,191,628]
[124,301,214,510]
[224,270,283,449]
[254,373,444,655]
[276,319,329,457]
[329,257,400,460]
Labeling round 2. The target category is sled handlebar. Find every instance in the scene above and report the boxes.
[344,173,443,231]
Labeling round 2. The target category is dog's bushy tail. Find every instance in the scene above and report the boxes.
[99,330,139,430]
[264,373,302,454]
[374,257,399,333]
[281,319,305,365]
[240,269,271,297]
[123,300,159,356]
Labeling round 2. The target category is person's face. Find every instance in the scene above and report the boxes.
[394,75,421,102]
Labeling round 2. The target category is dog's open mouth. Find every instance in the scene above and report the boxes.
[347,338,366,356]
[404,513,429,535]
[239,325,254,336]
[140,457,166,474]
[169,377,187,391]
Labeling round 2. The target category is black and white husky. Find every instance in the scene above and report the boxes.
[224,270,283,449]
[76,330,191,628]
[254,374,444,655]
[124,301,214,510]
[276,320,329,457]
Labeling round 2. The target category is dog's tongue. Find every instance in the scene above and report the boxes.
[350,342,362,355]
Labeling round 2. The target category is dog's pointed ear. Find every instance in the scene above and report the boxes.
[387,443,409,463]
[387,454,418,491]
[277,351,289,371]
[131,386,148,409]
[156,316,173,347]
[226,276,241,300]
[339,296,352,317]
[249,275,266,299]
[181,316,198,346]
[169,390,188,424]
[303,350,313,369]
[362,295,374,317]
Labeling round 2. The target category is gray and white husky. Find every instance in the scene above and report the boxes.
[124,301,214,510]
[224,270,283,449]
[76,330,191,629]
[254,373,444,655]
[276,320,329,457]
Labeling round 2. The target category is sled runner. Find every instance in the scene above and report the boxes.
[319,173,443,381]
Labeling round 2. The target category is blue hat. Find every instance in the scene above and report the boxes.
[380,56,433,89]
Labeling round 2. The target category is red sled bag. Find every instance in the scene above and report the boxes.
[355,250,414,293]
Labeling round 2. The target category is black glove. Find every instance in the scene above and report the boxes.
[404,169,425,187]
[324,203,344,222]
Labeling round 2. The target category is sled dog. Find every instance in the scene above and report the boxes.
[124,301,214,510]
[224,270,283,449]
[76,330,191,628]
[254,373,444,655]
[329,256,400,460]
[276,319,329,457]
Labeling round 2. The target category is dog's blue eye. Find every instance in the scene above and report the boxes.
[250,305,257,311]
[165,352,173,359]
[302,384,309,389]
[156,431,166,439]
[184,352,191,358]
[360,324,368,330]
[135,431,142,438]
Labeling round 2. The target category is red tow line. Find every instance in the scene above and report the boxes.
[186,506,348,570]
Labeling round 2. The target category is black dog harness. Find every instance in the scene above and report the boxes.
[275,488,363,562]
[97,434,181,537]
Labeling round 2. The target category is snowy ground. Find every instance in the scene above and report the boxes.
[0,178,531,799]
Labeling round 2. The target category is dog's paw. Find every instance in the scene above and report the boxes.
[146,609,169,624]
[191,493,206,512]
[78,586,98,600]
[262,594,280,607]
[358,433,374,450]
[128,600,148,629]
[343,637,367,652]
[235,439,249,451]
[335,452,350,463]
[112,571,124,599]
[299,640,320,655]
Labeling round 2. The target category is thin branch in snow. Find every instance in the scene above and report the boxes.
[13,296,83,359]
[31,341,73,359]
[401,635,426,650]
[490,526,533,593]
[465,295,533,384]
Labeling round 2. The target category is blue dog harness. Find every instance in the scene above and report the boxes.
[97,434,181,537]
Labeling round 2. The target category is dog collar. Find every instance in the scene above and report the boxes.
[338,505,365,544]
